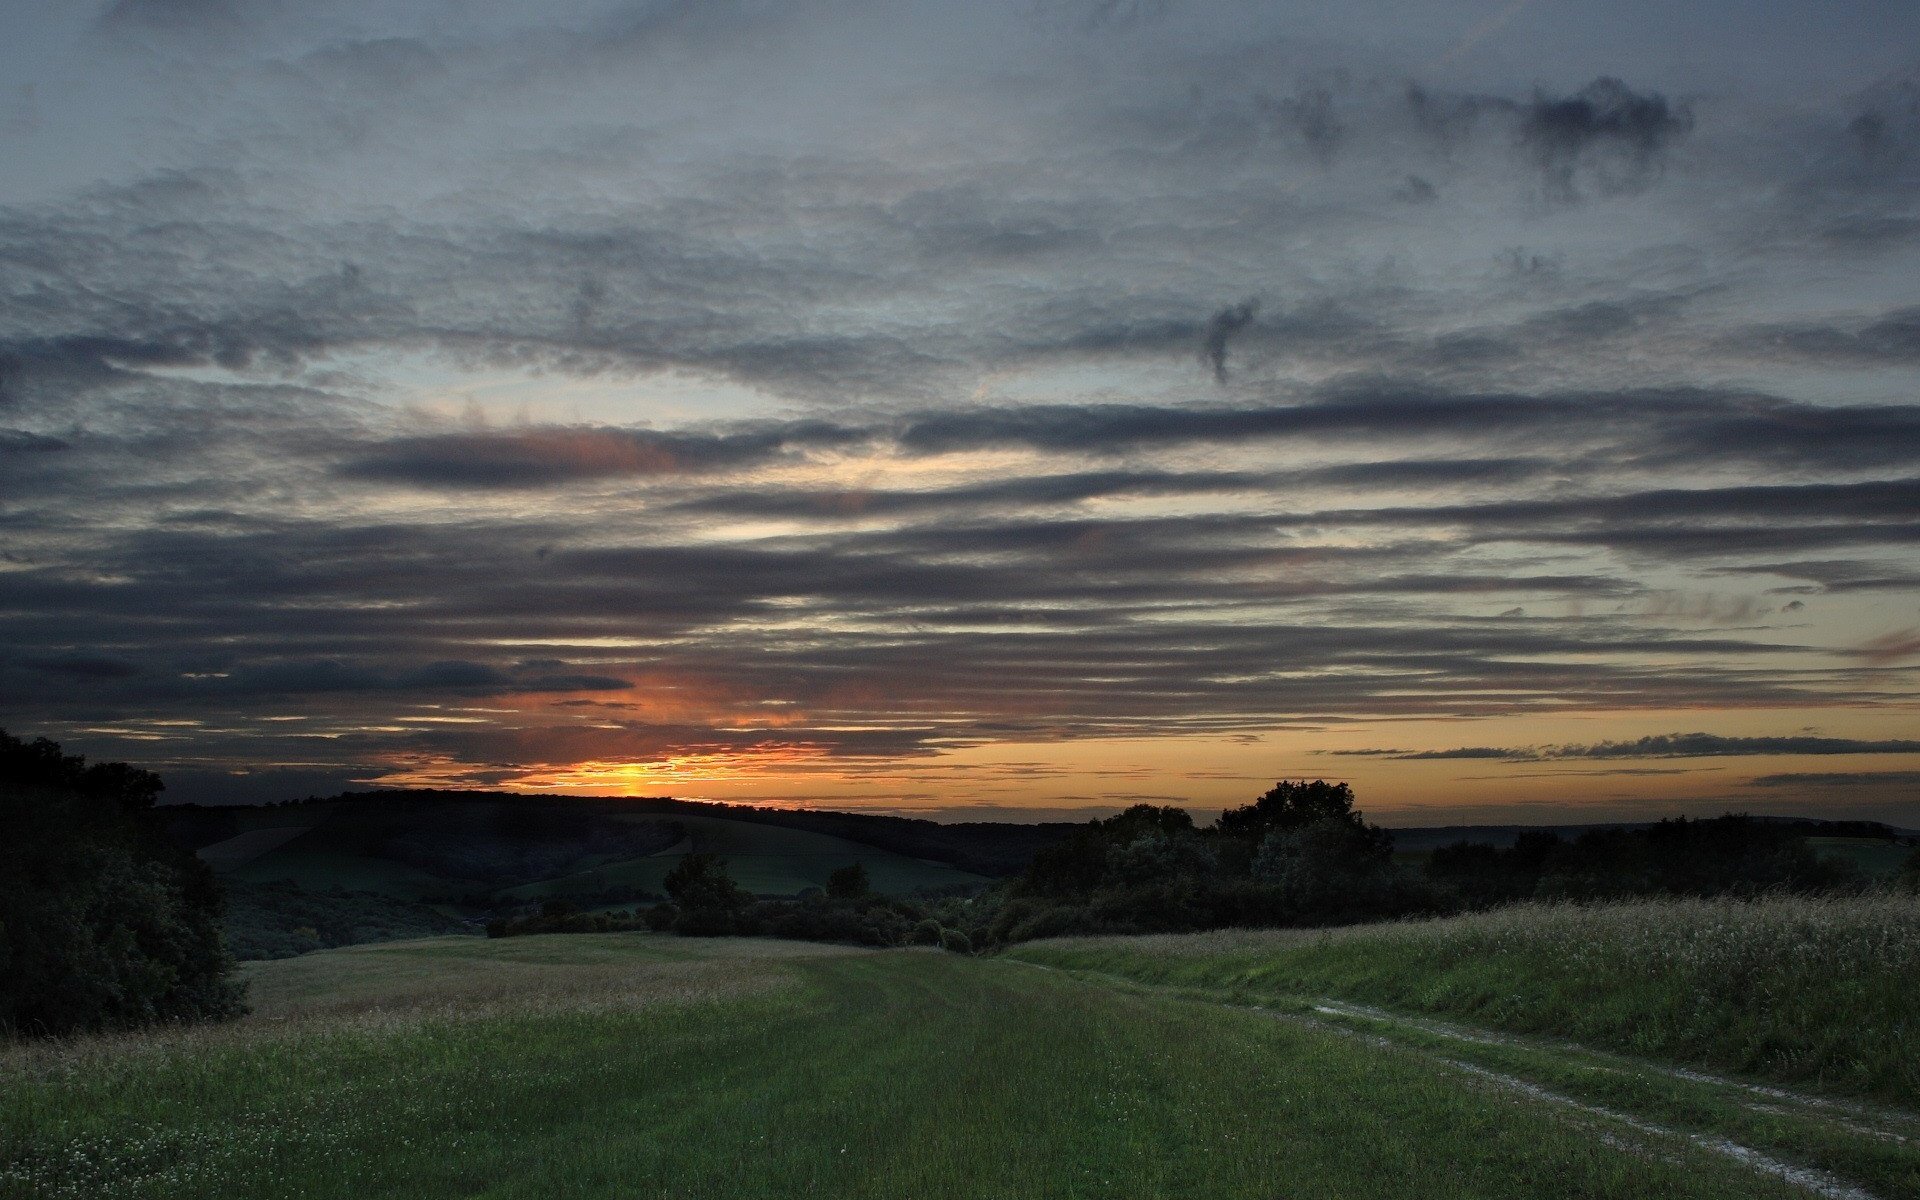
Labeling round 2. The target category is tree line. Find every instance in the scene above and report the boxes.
[496,779,1913,951]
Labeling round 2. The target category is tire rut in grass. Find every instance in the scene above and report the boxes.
[1010,961,1898,1200]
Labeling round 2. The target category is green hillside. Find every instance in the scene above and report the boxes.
[499,811,989,901]
[175,793,1005,958]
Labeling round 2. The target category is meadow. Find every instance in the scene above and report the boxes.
[1011,892,1920,1103]
[7,908,1918,1199]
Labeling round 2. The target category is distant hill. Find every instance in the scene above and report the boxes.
[166,790,1078,892]
[161,791,1914,960]
[164,790,1078,959]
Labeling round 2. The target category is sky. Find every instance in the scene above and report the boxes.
[2,0,1918,825]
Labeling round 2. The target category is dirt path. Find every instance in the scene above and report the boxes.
[1008,959,1917,1200]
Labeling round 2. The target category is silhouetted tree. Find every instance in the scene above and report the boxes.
[662,852,750,935]
[0,730,245,1036]
[1216,780,1363,839]
[826,862,871,899]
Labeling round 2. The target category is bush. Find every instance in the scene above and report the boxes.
[826,862,871,899]
[938,928,973,954]
[0,731,245,1037]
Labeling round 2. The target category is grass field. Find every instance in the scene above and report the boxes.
[1010,893,1920,1103]
[6,927,1916,1199]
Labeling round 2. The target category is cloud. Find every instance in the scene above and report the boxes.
[1735,307,1920,366]
[1517,78,1693,201]
[0,430,69,453]
[1339,733,1920,762]
[1852,628,1920,666]
[1,2,1917,808]
[1261,86,1342,166]
[1199,299,1259,384]
[25,654,143,679]
[1745,771,1920,789]
[338,423,862,489]
[891,388,1920,473]
[213,658,628,697]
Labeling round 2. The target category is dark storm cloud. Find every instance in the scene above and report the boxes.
[25,654,143,679]
[1199,299,1259,384]
[1516,78,1693,202]
[1398,76,1693,202]
[1339,734,1920,762]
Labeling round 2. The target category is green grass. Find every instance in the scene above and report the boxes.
[1009,892,1920,1104]
[1296,1000,1920,1199]
[0,935,1840,1199]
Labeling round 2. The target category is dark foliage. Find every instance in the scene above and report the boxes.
[976,785,1878,949]
[1216,779,1363,839]
[1424,830,1565,908]
[989,789,1428,944]
[826,862,871,899]
[662,852,753,935]
[1425,815,1860,904]
[224,880,467,960]
[0,731,245,1037]
[489,855,976,950]
[1017,804,1197,897]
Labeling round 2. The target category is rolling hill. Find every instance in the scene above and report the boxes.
[165,791,1067,958]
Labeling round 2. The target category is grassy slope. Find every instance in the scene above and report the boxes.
[0,936,1822,1200]
[228,810,986,902]
[499,812,989,900]
[1009,893,1920,1105]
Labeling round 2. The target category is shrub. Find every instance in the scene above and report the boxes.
[645,902,680,931]
[938,928,973,954]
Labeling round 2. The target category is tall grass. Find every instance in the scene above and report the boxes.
[1013,891,1920,1104]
